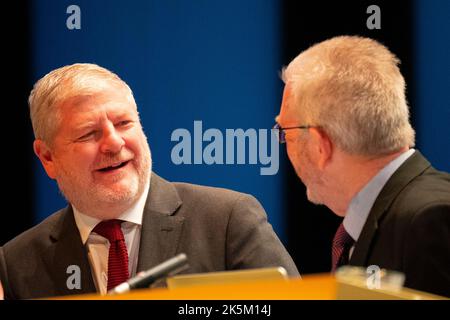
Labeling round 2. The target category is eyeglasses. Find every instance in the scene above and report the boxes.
[272,123,315,144]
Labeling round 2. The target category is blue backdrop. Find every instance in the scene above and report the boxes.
[29,1,450,244]
[414,0,450,172]
[30,0,287,240]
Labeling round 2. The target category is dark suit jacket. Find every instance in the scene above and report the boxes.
[349,151,450,297]
[0,173,298,299]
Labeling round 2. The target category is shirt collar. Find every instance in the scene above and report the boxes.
[73,179,150,244]
[343,149,415,242]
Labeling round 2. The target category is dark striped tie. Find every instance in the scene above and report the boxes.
[331,222,355,273]
[93,219,129,291]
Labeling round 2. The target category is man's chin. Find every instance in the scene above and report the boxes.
[97,176,140,195]
[69,185,139,212]
[96,185,139,203]
[306,188,323,206]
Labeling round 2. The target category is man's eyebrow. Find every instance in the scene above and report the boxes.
[111,112,135,120]
[74,122,97,132]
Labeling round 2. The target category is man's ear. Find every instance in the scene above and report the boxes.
[33,139,57,179]
[309,127,332,170]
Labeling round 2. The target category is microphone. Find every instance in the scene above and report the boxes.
[108,253,189,295]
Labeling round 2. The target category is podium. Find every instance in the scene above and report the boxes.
[56,273,445,300]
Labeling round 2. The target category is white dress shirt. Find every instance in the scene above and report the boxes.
[73,181,150,295]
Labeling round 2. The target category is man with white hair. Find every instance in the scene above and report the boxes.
[0,63,298,299]
[275,36,450,297]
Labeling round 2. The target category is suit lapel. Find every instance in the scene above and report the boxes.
[350,151,431,266]
[137,173,184,273]
[39,173,183,296]
[48,207,96,296]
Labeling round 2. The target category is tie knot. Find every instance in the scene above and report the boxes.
[93,219,124,242]
[332,223,354,248]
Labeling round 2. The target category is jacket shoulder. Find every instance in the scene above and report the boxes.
[2,208,68,253]
[393,166,450,214]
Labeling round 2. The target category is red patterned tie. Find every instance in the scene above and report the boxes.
[331,222,355,273]
[93,220,129,291]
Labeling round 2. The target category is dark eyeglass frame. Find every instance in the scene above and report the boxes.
[273,123,316,144]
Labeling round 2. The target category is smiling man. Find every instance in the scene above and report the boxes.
[0,63,298,299]
[34,73,152,222]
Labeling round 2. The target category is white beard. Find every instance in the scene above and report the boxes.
[56,143,152,219]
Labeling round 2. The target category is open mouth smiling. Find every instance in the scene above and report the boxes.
[97,160,130,172]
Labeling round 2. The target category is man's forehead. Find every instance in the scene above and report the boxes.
[280,82,298,111]
[277,83,305,126]
[62,91,134,111]
[283,82,293,98]
[63,94,96,108]
[60,100,135,129]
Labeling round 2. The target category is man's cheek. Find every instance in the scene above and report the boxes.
[286,147,298,165]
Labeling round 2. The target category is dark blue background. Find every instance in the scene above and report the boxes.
[30,0,287,239]
[22,1,450,257]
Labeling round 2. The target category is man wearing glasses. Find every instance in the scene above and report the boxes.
[274,36,450,297]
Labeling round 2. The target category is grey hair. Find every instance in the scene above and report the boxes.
[28,63,136,145]
[282,36,415,156]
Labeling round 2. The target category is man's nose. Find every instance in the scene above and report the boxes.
[100,127,125,154]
